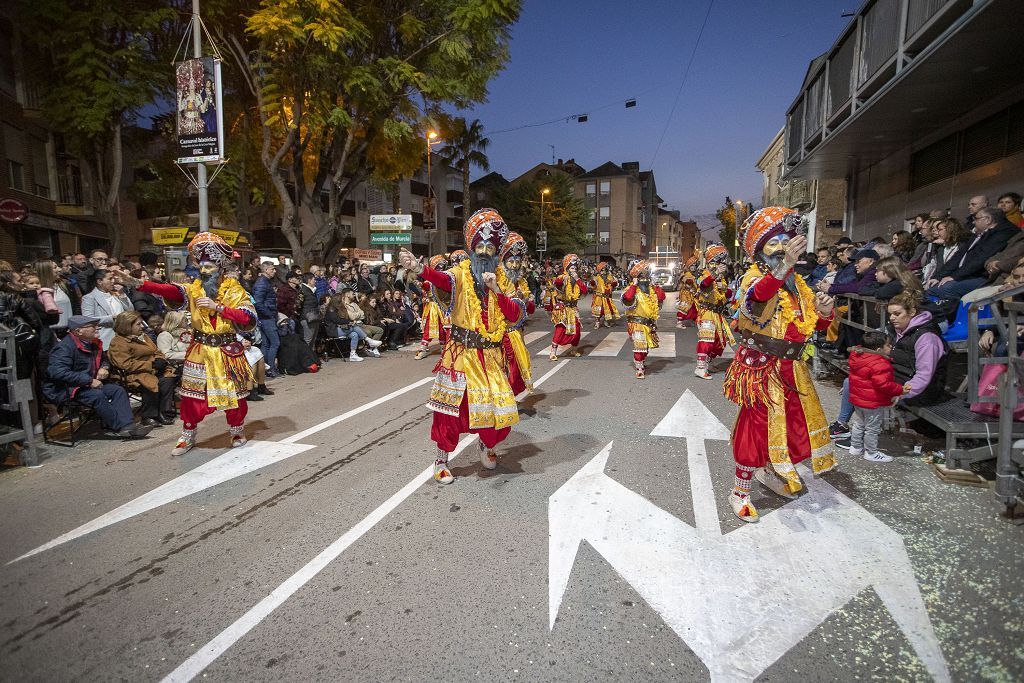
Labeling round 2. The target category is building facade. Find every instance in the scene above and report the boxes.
[574,161,653,266]
[781,0,1022,241]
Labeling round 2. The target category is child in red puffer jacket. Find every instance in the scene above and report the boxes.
[848,330,908,463]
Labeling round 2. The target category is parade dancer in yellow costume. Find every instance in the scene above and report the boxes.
[116,233,257,455]
[546,254,588,360]
[589,262,620,329]
[676,254,701,329]
[621,259,666,379]
[499,232,535,394]
[694,244,735,379]
[415,254,451,360]
[399,209,527,484]
[723,207,838,521]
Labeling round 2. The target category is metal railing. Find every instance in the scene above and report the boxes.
[964,283,1023,514]
[857,0,901,86]
[906,0,953,38]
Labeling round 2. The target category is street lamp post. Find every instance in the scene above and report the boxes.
[425,131,439,254]
[733,199,745,262]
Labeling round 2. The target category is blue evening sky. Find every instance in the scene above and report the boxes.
[458,0,853,217]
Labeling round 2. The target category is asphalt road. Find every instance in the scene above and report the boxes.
[0,294,1020,682]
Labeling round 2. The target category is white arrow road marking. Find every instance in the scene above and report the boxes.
[10,376,435,564]
[12,441,315,563]
[536,331,590,355]
[589,331,628,356]
[161,359,571,683]
[550,395,950,682]
[650,389,730,538]
[647,332,676,357]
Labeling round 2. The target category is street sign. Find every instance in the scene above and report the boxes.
[151,227,191,245]
[353,248,383,260]
[536,230,547,252]
[0,198,28,223]
[370,233,412,245]
[370,214,412,232]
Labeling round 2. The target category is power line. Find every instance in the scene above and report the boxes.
[487,87,656,136]
[648,0,715,168]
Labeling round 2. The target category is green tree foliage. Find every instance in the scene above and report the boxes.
[715,196,755,261]
[211,0,520,265]
[21,0,181,256]
[491,173,590,257]
[437,117,489,216]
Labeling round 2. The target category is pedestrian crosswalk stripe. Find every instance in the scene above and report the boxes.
[589,332,629,357]
[648,332,676,358]
[522,331,548,346]
[536,331,591,356]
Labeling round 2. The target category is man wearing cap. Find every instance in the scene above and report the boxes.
[589,261,620,330]
[621,260,666,379]
[547,254,588,360]
[399,209,527,483]
[43,315,153,439]
[723,207,838,522]
[114,233,257,455]
[499,232,536,394]
[694,244,735,379]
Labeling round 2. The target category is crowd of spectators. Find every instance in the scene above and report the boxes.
[788,191,1024,460]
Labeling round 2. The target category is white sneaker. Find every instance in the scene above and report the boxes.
[753,467,796,499]
[369,348,380,358]
[348,353,364,362]
[479,441,497,470]
[849,448,864,457]
[863,451,893,463]
[366,338,383,348]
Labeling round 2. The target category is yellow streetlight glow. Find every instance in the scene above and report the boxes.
[542,188,550,195]
[427,131,438,140]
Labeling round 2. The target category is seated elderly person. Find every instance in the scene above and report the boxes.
[107,311,177,427]
[156,310,190,364]
[925,207,1018,301]
[43,315,153,438]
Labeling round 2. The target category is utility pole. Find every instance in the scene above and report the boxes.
[191,0,209,232]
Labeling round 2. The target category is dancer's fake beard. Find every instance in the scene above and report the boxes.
[504,267,521,283]
[202,269,221,299]
[470,251,500,296]
[637,278,650,294]
[763,252,797,294]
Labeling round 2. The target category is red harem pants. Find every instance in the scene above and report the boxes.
[180,396,248,430]
[731,359,811,468]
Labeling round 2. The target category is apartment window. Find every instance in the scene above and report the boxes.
[585,183,595,196]
[7,160,23,191]
[599,181,610,197]
[599,232,610,243]
[598,206,610,225]
[4,123,25,191]
[30,136,49,198]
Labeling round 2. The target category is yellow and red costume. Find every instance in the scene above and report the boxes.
[416,210,526,461]
[546,253,588,357]
[621,260,665,379]
[695,244,735,379]
[590,263,620,328]
[723,206,837,521]
[676,255,700,327]
[499,232,535,394]
[135,233,257,454]
[416,255,451,360]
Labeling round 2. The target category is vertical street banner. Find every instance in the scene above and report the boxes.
[175,57,225,164]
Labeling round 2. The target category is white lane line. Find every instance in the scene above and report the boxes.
[536,331,590,356]
[11,376,435,564]
[589,332,628,357]
[161,360,571,683]
[10,441,316,564]
[522,331,548,346]
[282,376,434,444]
[648,332,676,357]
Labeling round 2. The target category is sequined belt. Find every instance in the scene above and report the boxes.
[450,325,503,349]
[699,302,730,316]
[738,332,807,361]
[627,315,657,327]
[191,331,236,347]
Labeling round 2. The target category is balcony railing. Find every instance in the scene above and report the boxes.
[782,0,978,177]
[779,180,814,209]
[409,179,428,197]
[57,175,82,205]
[445,189,463,203]
[446,215,462,230]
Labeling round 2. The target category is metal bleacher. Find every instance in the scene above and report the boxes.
[822,287,1023,517]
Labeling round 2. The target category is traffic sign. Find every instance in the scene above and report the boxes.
[370,233,412,245]
[370,214,412,232]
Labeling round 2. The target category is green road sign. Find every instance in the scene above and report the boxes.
[370,233,413,244]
